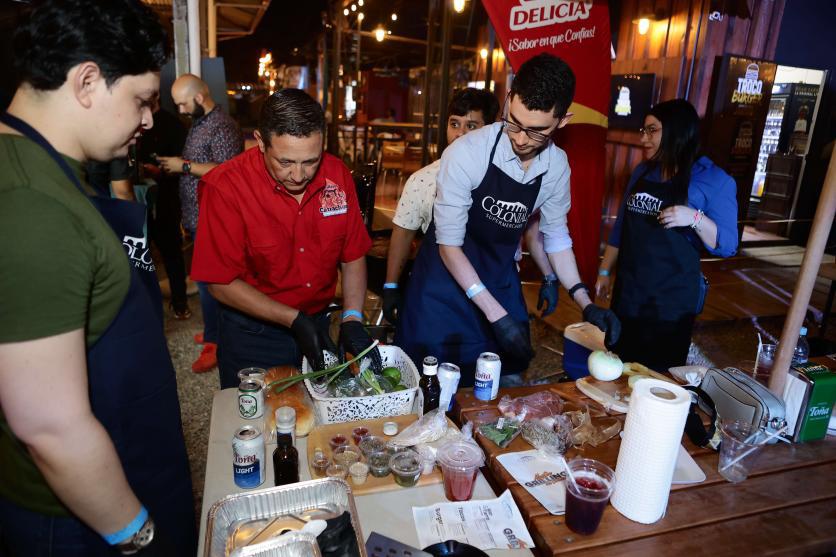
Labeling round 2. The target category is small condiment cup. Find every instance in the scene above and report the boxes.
[325,463,348,479]
[352,426,370,445]
[389,449,422,488]
[367,449,392,478]
[349,462,370,485]
[359,435,388,457]
[333,445,362,468]
[329,433,349,451]
[311,448,330,478]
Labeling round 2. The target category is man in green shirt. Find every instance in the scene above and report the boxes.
[0,1,194,555]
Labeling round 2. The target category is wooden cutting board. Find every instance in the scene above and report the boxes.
[306,414,454,495]
[575,376,632,413]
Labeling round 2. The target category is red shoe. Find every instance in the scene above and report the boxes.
[194,332,204,345]
[192,342,217,373]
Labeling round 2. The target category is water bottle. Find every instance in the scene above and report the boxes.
[792,327,810,366]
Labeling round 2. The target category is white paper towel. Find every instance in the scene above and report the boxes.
[611,378,690,524]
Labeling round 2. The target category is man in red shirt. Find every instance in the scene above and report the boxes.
[191,89,381,388]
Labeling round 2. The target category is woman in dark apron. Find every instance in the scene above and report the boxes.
[396,128,540,386]
[0,112,196,556]
[595,99,739,370]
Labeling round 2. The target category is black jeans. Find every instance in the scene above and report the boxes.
[148,183,188,309]
[216,305,333,389]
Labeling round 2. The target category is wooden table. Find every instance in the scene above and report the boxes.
[451,384,836,556]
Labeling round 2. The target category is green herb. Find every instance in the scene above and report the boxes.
[266,341,380,395]
[479,419,521,448]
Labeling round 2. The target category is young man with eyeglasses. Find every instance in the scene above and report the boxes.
[395,53,620,386]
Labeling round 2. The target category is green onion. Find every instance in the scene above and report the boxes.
[266,340,380,395]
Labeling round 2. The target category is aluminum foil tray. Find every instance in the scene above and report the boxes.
[230,531,322,557]
[204,478,366,557]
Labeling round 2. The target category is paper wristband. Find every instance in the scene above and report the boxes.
[104,506,148,545]
[383,283,398,289]
[342,310,363,320]
[598,269,610,277]
[466,283,486,299]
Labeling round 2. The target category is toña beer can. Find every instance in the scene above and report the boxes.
[438,362,461,412]
[474,352,502,401]
[233,425,265,488]
[238,379,264,419]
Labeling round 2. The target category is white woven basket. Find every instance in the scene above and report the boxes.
[302,346,419,424]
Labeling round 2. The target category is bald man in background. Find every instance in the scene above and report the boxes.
[159,73,242,373]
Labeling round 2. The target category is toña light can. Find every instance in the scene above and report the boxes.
[474,352,502,401]
[437,362,461,412]
[232,425,265,488]
[238,379,264,419]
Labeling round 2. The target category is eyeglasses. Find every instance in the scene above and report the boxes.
[639,125,662,137]
[502,118,553,143]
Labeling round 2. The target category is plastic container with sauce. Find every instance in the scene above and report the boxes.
[436,441,485,501]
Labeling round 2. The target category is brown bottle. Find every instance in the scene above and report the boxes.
[273,433,299,486]
[419,356,441,413]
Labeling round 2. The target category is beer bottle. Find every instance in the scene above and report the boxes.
[419,356,441,413]
[273,433,299,486]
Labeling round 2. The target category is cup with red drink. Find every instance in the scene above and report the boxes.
[564,458,615,535]
[437,441,485,502]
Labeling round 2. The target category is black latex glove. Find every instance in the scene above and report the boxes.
[490,315,535,363]
[291,311,328,371]
[583,304,622,349]
[537,277,559,317]
[382,287,400,324]
[339,320,383,372]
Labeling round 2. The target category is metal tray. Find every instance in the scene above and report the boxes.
[204,478,366,557]
[230,531,322,557]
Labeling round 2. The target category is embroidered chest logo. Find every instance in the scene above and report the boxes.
[481,195,529,229]
[627,192,663,216]
[122,234,155,272]
[320,179,348,217]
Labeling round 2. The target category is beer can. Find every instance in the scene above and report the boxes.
[437,362,461,412]
[474,352,502,401]
[238,379,264,419]
[232,425,265,488]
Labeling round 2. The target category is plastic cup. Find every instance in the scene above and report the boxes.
[389,449,422,487]
[311,448,330,478]
[333,446,361,468]
[718,420,764,483]
[359,435,388,458]
[349,462,369,485]
[564,458,615,535]
[754,344,776,384]
[352,426,370,445]
[329,434,349,451]
[368,450,392,478]
[436,441,484,502]
[325,463,348,479]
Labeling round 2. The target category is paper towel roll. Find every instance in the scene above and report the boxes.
[611,378,690,524]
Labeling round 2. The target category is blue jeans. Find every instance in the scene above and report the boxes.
[0,497,112,556]
[217,305,332,389]
[187,227,219,343]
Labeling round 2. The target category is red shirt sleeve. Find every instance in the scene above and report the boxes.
[338,162,372,263]
[191,173,246,284]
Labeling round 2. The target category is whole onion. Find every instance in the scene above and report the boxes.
[588,350,623,381]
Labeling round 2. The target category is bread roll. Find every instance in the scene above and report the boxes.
[264,365,316,437]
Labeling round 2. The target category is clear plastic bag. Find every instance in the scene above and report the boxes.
[498,391,564,422]
[390,408,450,447]
[564,406,622,447]
[521,415,573,457]
[478,417,522,448]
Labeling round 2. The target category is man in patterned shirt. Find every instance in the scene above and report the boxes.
[159,74,243,373]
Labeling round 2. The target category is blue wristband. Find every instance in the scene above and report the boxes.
[342,310,363,321]
[543,273,557,282]
[104,506,148,545]
[465,283,486,299]
[383,283,398,289]
[598,269,610,277]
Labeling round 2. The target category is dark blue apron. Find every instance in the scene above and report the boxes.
[0,113,196,556]
[396,130,542,386]
[611,172,700,369]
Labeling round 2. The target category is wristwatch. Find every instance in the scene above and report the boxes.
[115,516,155,555]
[182,159,192,175]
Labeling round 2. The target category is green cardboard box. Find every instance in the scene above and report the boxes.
[789,363,836,443]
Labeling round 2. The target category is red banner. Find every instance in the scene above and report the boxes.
[482,0,611,289]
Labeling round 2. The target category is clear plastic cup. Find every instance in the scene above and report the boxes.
[564,458,615,535]
[352,426,370,445]
[311,448,330,478]
[368,450,391,478]
[436,441,485,502]
[718,420,764,483]
[329,433,349,451]
[325,463,348,479]
[359,435,388,458]
[333,446,361,468]
[349,462,369,485]
[389,449,422,487]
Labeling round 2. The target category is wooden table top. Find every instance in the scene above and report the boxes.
[451,383,836,556]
